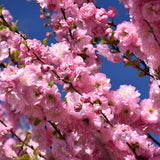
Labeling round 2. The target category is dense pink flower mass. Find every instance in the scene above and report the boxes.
[0,0,160,159]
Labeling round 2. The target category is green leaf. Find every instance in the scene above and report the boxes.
[52,130,57,135]
[131,60,137,67]
[18,154,31,160]
[131,142,139,149]
[92,37,101,45]
[34,118,41,126]
[22,41,28,48]
[15,142,23,148]
[29,117,34,121]
[25,132,32,144]
[24,147,28,153]
[93,99,102,105]
[9,20,19,32]
[0,4,4,16]
[69,77,72,83]
[43,38,47,46]
[125,50,130,58]
[64,97,67,104]
[33,148,39,160]
[13,50,20,61]
[70,24,76,30]
[110,31,115,43]
[14,20,19,28]
[102,36,110,45]
[0,25,5,30]
[47,80,55,88]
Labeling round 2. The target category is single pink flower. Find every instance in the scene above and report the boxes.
[79,3,96,20]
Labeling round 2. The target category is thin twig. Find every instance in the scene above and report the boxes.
[48,121,65,139]
[126,142,144,160]
[101,112,114,128]
[61,8,73,39]
[148,133,160,147]
[132,52,160,87]
[0,120,47,159]
[144,19,160,46]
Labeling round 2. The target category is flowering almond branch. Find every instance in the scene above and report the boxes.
[0,0,160,159]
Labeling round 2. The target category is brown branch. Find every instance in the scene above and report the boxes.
[144,19,160,46]
[126,142,145,160]
[101,112,114,128]
[148,133,160,147]
[48,121,65,140]
[0,120,47,159]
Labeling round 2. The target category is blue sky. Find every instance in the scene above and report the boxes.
[2,0,150,100]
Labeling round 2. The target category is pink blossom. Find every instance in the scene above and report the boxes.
[105,28,113,35]
[1,0,160,159]
[51,138,72,159]
[24,104,44,120]
[2,138,18,159]
[67,17,75,26]
[115,102,141,124]
[47,0,58,12]
[12,33,22,50]
[71,28,92,51]
[37,0,48,8]
[0,41,9,63]
[74,0,96,8]
[50,13,70,40]
[32,126,53,150]
[124,155,136,160]
[113,124,133,151]
[0,122,12,139]
[79,3,96,20]
[72,66,94,93]
[149,80,160,107]
[142,1,160,23]
[21,85,43,106]
[114,21,140,52]
[95,8,108,24]
[1,9,13,24]
[116,84,140,104]
[0,28,14,46]
[42,83,62,110]
[97,43,123,63]
[108,6,118,18]
[0,104,5,120]
[91,73,111,95]
[49,41,70,66]
[140,99,160,124]
[27,39,42,54]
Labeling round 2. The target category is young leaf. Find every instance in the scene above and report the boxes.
[43,38,47,46]
[34,118,41,126]
[110,31,115,43]
[0,4,4,16]
[125,50,130,58]
[18,154,31,160]
[15,142,23,148]
[26,132,32,145]
[0,25,5,30]
[47,80,55,88]
[9,20,19,32]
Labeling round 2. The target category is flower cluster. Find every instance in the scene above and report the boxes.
[0,0,160,159]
